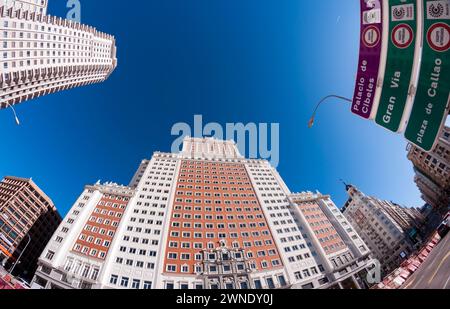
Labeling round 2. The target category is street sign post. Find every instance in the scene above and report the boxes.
[375,0,421,133]
[405,0,450,151]
[352,0,385,119]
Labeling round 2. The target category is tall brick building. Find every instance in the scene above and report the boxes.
[33,137,373,289]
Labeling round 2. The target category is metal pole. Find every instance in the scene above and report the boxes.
[10,234,31,275]
[308,94,352,128]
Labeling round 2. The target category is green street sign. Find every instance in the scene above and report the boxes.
[405,0,450,151]
[376,0,419,133]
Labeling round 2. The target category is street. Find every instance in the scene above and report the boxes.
[402,233,450,289]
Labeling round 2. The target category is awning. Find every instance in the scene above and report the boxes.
[421,251,429,257]
[412,260,422,267]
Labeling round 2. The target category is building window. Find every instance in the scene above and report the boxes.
[143,281,152,289]
[254,279,263,289]
[91,268,99,281]
[132,279,140,289]
[82,265,90,278]
[64,259,73,271]
[41,266,52,275]
[110,275,118,285]
[266,278,275,289]
[294,272,302,280]
[45,250,55,260]
[318,277,329,285]
[278,275,287,287]
[120,277,129,287]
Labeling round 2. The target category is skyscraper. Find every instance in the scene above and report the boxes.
[0,176,61,280]
[32,137,373,289]
[0,0,117,109]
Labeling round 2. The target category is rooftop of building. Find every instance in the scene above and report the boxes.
[289,191,328,202]
[85,181,135,197]
[2,175,54,202]
[0,2,116,41]
[1,176,59,215]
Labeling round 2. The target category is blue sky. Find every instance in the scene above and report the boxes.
[1,0,438,216]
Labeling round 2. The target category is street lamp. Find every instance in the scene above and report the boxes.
[308,95,352,128]
[1,101,20,125]
[10,234,31,275]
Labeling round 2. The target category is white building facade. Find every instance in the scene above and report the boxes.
[31,182,135,289]
[0,0,117,109]
[1,0,48,15]
[288,192,372,289]
[33,138,374,289]
[342,185,414,275]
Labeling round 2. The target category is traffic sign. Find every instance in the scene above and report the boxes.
[375,0,420,133]
[352,0,385,119]
[405,0,450,152]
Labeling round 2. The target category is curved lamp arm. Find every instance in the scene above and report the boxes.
[308,95,352,128]
[2,101,20,125]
